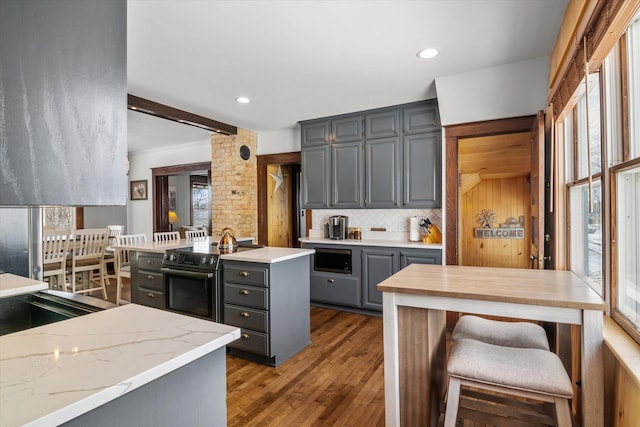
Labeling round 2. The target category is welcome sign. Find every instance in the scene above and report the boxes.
[475,210,525,239]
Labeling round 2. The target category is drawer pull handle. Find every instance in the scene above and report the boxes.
[327,279,335,283]
[147,275,154,280]
[239,271,249,277]
[240,289,250,295]
[147,293,154,298]
[241,333,250,339]
[147,260,154,264]
[240,311,250,317]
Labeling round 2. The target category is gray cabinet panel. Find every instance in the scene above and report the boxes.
[366,110,400,139]
[403,102,440,134]
[310,274,361,308]
[301,119,330,147]
[403,132,441,208]
[361,248,399,311]
[400,249,443,268]
[301,145,330,208]
[0,0,127,206]
[365,137,401,208]
[332,114,363,143]
[130,252,166,308]
[332,141,364,208]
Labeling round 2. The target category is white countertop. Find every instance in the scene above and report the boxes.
[0,304,240,427]
[299,237,443,250]
[117,236,255,254]
[0,273,48,298]
[220,247,315,264]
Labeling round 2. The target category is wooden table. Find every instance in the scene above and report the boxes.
[378,264,607,427]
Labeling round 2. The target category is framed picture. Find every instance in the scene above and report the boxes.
[130,180,148,200]
[169,186,177,211]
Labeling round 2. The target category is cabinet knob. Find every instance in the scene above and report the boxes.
[241,333,250,339]
[240,311,250,317]
[240,289,250,295]
[327,278,335,283]
[147,275,154,280]
[239,271,249,277]
[147,293,154,298]
[147,260,154,264]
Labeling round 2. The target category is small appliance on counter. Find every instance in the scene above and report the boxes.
[328,215,349,240]
[217,227,238,253]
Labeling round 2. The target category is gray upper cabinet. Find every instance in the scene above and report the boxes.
[332,141,364,208]
[0,0,127,206]
[365,110,400,139]
[301,145,330,208]
[403,132,442,208]
[301,119,331,147]
[365,137,401,208]
[403,102,441,135]
[332,114,363,143]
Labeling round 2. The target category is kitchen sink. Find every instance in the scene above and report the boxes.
[0,290,115,336]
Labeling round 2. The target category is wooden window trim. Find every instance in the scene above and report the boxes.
[620,34,631,162]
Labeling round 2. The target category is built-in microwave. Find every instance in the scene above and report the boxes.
[314,248,352,274]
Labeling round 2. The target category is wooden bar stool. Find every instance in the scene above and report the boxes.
[444,338,573,427]
[452,314,550,350]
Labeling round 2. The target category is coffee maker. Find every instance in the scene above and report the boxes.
[328,215,349,240]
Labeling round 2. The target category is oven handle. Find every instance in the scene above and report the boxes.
[161,268,215,280]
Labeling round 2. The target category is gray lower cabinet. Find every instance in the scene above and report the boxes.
[222,258,311,367]
[130,251,165,309]
[361,248,400,310]
[403,131,442,208]
[301,145,330,208]
[332,141,364,208]
[400,248,443,268]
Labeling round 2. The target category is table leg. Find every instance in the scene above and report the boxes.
[581,310,604,427]
[383,292,400,426]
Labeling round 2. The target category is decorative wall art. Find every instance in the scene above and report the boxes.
[168,186,177,211]
[474,209,525,239]
[130,180,148,200]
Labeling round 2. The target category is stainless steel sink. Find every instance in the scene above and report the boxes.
[0,290,115,336]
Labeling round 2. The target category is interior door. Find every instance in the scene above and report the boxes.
[530,111,545,269]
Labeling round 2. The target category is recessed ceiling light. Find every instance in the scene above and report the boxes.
[235,96,251,104]
[417,48,439,59]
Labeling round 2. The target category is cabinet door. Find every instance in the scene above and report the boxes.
[365,137,401,208]
[361,248,399,311]
[402,102,440,135]
[400,249,443,269]
[332,141,364,208]
[301,119,330,147]
[332,114,363,143]
[403,132,441,208]
[301,145,330,208]
[365,109,400,139]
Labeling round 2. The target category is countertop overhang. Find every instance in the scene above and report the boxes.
[0,304,240,427]
[0,273,48,298]
[299,237,442,250]
[220,247,314,263]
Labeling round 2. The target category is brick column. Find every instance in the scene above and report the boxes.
[210,129,257,240]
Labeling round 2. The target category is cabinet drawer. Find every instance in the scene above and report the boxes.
[223,265,267,287]
[228,329,269,356]
[224,304,269,333]
[137,289,164,309]
[310,275,361,308]
[224,283,268,309]
[136,271,163,291]
[137,254,163,272]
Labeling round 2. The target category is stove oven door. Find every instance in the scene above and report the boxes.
[161,268,219,321]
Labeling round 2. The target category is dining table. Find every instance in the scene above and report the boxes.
[378,263,607,427]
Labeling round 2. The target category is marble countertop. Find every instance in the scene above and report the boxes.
[0,304,240,427]
[221,247,314,264]
[0,273,48,298]
[299,237,443,250]
[117,236,255,254]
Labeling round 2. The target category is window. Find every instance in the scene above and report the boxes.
[628,11,640,158]
[576,73,602,178]
[190,176,210,227]
[43,207,75,230]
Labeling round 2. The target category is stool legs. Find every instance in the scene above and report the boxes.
[444,377,461,427]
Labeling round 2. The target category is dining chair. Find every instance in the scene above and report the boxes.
[69,228,109,299]
[153,231,180,243]
[185,229,207,239]
[42,229,71,291]
[103,225,124,286]
[114,234,147,305]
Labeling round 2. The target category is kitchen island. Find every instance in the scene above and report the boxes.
[0,273,48,298]
[0,304,240,427]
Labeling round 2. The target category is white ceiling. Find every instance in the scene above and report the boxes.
[126,0,568,151]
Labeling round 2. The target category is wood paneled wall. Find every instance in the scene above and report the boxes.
[267,165,292,247]
[460,177,531,268]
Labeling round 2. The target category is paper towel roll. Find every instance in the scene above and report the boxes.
[409,217,420,241]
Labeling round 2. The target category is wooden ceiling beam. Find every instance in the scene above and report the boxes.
[128,94,238,136]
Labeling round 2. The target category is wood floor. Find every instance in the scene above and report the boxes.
[226,307,386,427]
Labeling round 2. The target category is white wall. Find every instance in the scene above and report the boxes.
[256,126,300,155]
[434,56,549,126]
[127,140,211,239]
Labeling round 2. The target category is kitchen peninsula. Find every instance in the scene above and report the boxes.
[0,304,240,427]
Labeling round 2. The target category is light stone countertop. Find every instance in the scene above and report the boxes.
[0,273,48,298]
[220,247,315,264]
[0,304,240,427]
[299,237,443,250]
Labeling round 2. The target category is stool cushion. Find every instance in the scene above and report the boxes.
[448,338,573,398]
[452,315,550,351]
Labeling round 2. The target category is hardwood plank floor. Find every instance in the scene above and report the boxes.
[226,307,385,427]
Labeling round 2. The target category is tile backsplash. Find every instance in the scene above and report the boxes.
[310,209,442,233]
